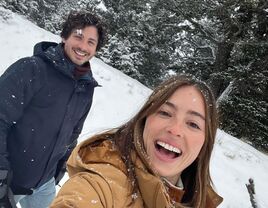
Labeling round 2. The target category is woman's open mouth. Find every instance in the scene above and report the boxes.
[155,140,182,159]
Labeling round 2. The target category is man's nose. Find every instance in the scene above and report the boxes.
[78,40,88,51]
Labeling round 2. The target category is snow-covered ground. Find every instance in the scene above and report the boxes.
[1,8,267,208]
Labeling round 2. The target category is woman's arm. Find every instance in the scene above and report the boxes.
[50,172,113,208]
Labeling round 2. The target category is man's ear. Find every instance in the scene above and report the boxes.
[62,38,66,43]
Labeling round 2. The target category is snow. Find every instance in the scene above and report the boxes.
[0,7,268,208]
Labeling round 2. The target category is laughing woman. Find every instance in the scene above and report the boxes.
[50,74,223,208]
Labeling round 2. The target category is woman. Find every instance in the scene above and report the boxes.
[50,74,223,208]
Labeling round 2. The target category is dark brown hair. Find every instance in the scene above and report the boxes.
[60,10,106,51]
[113,74,218,207]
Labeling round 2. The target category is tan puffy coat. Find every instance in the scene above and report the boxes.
[50,135,222,208]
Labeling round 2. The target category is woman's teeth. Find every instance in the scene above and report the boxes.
[156,141,181,154]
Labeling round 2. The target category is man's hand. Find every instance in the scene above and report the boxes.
[54,160,66,186]
[0,170,16,208]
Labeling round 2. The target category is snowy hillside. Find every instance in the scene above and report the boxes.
[0,7,267,208]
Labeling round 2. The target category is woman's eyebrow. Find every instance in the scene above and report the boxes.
[164,101,177,109]
[165,101,205,120]
[188,110,205,121]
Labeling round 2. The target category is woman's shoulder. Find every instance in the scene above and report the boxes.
[52,132,142,207]
[67,134,134,193]
[52,157,139,208]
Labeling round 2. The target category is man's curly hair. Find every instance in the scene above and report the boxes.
[60,11,106,51]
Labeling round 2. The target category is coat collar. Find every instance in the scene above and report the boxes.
[34,41,98,84]
[132,128,223,208]
[134,156,222,208]
[133,152,185,208]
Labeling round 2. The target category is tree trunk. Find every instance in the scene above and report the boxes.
[209,41,234,98]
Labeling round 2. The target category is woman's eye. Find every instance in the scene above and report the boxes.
[158,110,171,117]
[188,122,200,130]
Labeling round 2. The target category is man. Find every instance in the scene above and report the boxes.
[0,10,106,208]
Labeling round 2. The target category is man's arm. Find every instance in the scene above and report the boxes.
[0,57,44,170]
[0,58,44,206]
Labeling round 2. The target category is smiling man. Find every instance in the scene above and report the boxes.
[0,11,106,208]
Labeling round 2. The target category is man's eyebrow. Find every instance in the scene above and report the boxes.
[164,101,205,120]
[88,37,97,42]
[72,30,97,43]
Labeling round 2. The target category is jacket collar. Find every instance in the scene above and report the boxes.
[132,130,223,207]
[34,41,98,85]
[133,154,222,208]
[133,152,184,208]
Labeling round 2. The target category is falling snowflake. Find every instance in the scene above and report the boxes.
[131,193,138,200]
[91,199,98,204]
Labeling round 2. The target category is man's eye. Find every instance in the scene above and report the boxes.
[88,41,95,46]
[74,35,82,39]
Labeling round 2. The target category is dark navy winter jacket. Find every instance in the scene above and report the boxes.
[0,41,98,194]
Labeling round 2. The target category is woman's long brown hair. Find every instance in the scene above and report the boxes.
[113,74,218,207]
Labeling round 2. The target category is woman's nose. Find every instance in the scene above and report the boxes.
[166,120,183,137]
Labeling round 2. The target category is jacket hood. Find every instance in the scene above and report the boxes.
[33,41,58,56]
[67,133,126,177]
[33,41,75,79]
